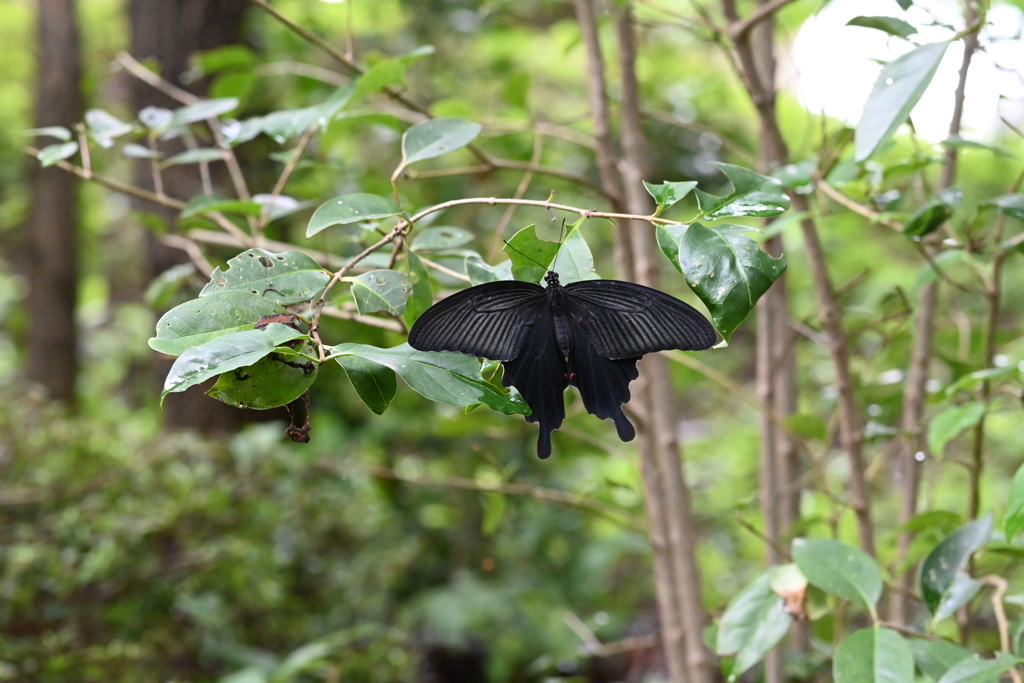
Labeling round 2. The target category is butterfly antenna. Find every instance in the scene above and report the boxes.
[502,239,549,270]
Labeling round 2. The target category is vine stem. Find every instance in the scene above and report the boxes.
[408,196,675,226]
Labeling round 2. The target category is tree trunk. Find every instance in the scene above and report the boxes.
[129,0,255,431]
[25,0,83,403]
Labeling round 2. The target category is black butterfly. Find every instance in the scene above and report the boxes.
[408,270,717,458]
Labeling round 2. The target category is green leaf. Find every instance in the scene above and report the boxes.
[644,180,698,212]
[122,143,162,159]
[191,45,258,75]
[400,118,481,168]
[411,226,474,252]
[909,638,975,681]
[896,0,913,9]
[24,126,72,141]
[919,514,992,614]
[659,222,786,341]
[403,251,433,326]
[928,402,986,456]
[207,353,318,410]
[37,142,78,167]
[941,136,1012,157]
[1005,463,1024,540]
[905,188,962,237]
[855,41,950,161]
[792,537,883,611]
[161,323,306,400]
[984,194,1024,222]
[504,224,559,283]
[306,193,402,237]
[933,572,982,622]
[465,254,504,284]
[551,224,598,283]
[162,148,227,166]
[331,343,529,416]
[716,571,794,682]
[351,46,434,103]
[138,106,174,131]
[847,15,917,39]
[85,108,133,147]
[200,249,330,305]
[181,194,262,218]
[693,163,791,219]
[833,627,914,683]
[350,270,414,316]
[337,355,397,415]
[149,291,289,356]
[145,263,196,309]
[168,97,239,128]
[936,651,1019,683]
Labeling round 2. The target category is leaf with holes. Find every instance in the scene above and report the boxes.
[150,291,289,356]
[716,571,794,682]
[350,270,414,316]
[161,323,307,401]
[833,627,914,683]
[792,537,883,611]
[307,193,402,237]
[855,41,950,161]
[207,353,318,410]
[200,249,330,305]
[400,118,481,169]
[337,355,397,415]
[693,163,791,219]
[920,514,992,614]
[331,343,528,415]
[659,222,786,341]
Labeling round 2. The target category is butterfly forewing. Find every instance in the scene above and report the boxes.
[407,281,547,361]
[563,280,716,359]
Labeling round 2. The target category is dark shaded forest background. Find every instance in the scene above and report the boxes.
[3,0,1024,682]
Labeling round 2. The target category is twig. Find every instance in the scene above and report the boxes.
[815,178,904,232]
[320,461,648,534]
[979,575,1024,683]
[726,0,799,40]
[408,196,675,226]
[255,125,316,234]
[320,305,405,333]
[416,255,472,282]
[75,124,92,178]
[185,229,343,268]
[160,234,214,275]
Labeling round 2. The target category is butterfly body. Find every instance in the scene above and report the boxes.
[408,271,715,458]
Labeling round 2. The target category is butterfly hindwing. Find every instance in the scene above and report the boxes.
[567,322,640,442]
[500,309,568,459]
[563,280,716,359]
[407,280,546,361]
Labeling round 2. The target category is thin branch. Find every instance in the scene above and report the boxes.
[320,462,648,534]
[186,229,344,268]
[408,196,673,226]
[255,125,316,234]
[489,133,544,260]
[726,0,799,40]
[979,575,1024,683]
[417,255,472,282]
[160,234,214,275]
[320,306,405,333]
[815,178,904,232]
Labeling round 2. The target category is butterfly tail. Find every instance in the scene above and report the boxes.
[568,329,640,443]
[500,314,568,459]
